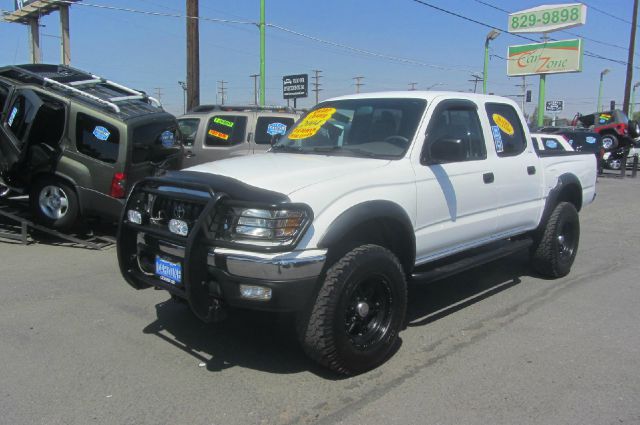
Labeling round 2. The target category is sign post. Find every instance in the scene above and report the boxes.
[283,74,308,108]
[507,3,587,128]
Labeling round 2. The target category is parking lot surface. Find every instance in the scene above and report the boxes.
[1,176,639,425]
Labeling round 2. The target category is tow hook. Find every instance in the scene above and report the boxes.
[203,298,227,323]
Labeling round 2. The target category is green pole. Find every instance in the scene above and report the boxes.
[259,0,265,106]
[597,75,604,112]
[537,74,546,128]
[483,40,489,94]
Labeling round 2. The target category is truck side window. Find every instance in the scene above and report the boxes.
[205,115,247,147]
[425,107,486,162]
[254,117,295,144]
[76,113,120,163]
[485,103,526,157]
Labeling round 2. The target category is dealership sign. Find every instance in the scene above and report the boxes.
[545,100,564,112]
[507,39,583,76]
[508,3,587,33]
[282,74,308,99]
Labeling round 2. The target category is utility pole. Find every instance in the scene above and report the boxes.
[59,4,71,65]
[154,87,163,103]
[250,74,259,106]
[469,74,483,93]
[623,0,639,114]
[186,0,200,111]
[312,69,323,104]
[218,80,227,105]
[259,0,266,106]
[29,18,41,64]
[408,82,417,91]
[515,76,528,114]
[353,76,364,94]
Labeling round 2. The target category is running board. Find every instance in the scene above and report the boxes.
[410,239,533,284]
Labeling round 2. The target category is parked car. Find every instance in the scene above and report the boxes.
[537,128,603,172]
[0,64,182,229]
[531,133,574,152]
[602,140,640,170]
[178,105,300,168]
[117,91,596,375]
[571,109,640,150]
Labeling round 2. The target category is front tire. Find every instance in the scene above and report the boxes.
[298,245,407,375]
[30,179,80,230]
[531,202,580,278]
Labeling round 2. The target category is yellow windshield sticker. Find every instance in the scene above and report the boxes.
[289,108,337,140]
[492,113,515,136]
[208,129,229,140]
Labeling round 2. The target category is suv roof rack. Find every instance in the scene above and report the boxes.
[0,64,163,118]
[188,104,304,114]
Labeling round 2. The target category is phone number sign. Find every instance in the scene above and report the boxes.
[508,3,587,34]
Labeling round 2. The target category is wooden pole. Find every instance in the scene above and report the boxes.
[186,0,200,112]
[59,4,71,65]
[623,0,639,114]
[29,18,41,64]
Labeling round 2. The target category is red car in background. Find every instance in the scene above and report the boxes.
[572,110,640,150]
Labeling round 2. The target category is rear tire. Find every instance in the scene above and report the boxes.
[30,178,80,231]
[531,202,580,278]
[297,244,407,375]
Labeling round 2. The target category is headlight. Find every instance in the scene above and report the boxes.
[218,204,311,248]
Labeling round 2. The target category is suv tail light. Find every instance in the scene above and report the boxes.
[110,172,127,198]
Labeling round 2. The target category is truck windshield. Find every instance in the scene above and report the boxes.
[272,98,427,159]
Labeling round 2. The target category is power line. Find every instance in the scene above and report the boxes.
[410,0,638,69]
[582,1,637,26]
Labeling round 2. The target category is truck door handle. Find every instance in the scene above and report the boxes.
[483,172,494,184]
[527,166,536,175]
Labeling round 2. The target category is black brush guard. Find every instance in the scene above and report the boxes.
[117,176,228,322]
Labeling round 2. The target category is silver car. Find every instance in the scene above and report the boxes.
[178,106,300,168]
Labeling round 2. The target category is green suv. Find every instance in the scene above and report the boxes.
[0,64,183,229]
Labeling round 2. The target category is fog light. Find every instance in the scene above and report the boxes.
[169,219,189,236]
[239,284,272,301]
[127,209,142,224]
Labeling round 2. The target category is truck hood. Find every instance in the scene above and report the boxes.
[185,153,391,196]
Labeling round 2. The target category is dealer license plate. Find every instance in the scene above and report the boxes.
[155,256,182,285]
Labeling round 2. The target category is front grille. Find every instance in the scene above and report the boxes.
[150,196,204,227]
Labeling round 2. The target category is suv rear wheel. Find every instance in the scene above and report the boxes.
[30,178,80,230]
[297,244,407,375]
[601,133,619,151]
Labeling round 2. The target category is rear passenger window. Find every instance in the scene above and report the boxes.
[205,115,247,147]
[76,113,120,163]
[485,103,526,157]
[255,116,295,144]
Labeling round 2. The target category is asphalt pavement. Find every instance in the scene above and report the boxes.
[0,175,639,425]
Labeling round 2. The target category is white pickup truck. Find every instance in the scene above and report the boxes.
[117,92,597,375]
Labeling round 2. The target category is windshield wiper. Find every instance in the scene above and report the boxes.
[312,146,383,159]
[271,144,303,153]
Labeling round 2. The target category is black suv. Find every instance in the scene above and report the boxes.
[0,64,183,229]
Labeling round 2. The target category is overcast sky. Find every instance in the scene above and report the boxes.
[0,0,636,118]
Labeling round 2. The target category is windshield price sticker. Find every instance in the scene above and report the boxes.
[160,130,175,147]
[491,126,504,153]
[8,107,18,126]
[545,139,558,149]
[208,129,229,140]
[289,108,337,140]
[93,126,111,141]
[213,117,234,128]
[492,113,514,136]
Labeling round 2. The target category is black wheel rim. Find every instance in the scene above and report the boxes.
[344,274,393,351]
[557,222,576,261]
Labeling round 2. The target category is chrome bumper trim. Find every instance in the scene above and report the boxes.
[209,248,327,281]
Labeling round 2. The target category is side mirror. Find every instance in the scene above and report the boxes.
[424,137,466,164]
[270,134,282,146]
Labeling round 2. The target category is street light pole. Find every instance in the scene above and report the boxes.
[631,82,640,118]
[483,29,500,94]
[597,69,610,112]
